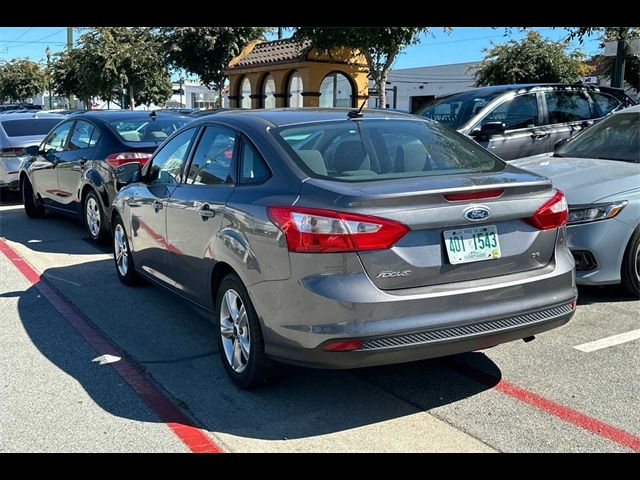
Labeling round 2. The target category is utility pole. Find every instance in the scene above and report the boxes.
[278,27,283,40]
[612,29,627,89]
[66,27,75,109]
[45,46,52,110]
[179,76,184,107]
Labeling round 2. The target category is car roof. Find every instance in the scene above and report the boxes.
[191,108,417,128]
[440,83,631,96]
[70,110,192,122]
[614,104,640,114]
[0,112,66,121]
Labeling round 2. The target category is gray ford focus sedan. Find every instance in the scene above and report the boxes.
[110,109,577,388]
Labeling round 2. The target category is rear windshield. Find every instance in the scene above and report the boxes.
[109,117,190,143]
[1,118,61,137]
[417,91,502,129]
[276,118,503,182]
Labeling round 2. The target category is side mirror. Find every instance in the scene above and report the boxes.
[554,137,570,150]
[25,145,40,156]
[472,122,506,139]
[114,162,142,186]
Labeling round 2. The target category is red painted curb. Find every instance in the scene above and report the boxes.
[444,359,640,452]
[0,238,223,454]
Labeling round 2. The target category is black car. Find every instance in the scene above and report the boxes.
[416,84,637,160]
[19,110,191,241]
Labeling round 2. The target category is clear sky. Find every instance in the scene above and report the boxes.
[0,27,602,73]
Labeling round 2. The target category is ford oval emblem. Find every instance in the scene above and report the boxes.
[464,206,491,222]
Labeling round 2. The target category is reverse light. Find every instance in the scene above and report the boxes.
[528,190,568,230]
[105,152,151,169]
[568,201,628,225]
[266,206,409,253]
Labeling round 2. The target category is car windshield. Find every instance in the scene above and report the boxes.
[1,118,62,137]
[416,90,502,129]
[276,118,503,182]
[557,111,639,163]
[109,117,190,143]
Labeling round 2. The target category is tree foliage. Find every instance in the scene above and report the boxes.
[163,27,268,105]
[294,27,432,109]
[475,31,591,86]
[0,59,46,102]
[50,28,172,109]
[591,53,640,92]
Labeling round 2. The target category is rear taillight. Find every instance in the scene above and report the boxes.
[0,147,26,157]
[105,152,151,169]
[266,206,409,253]
[444,189,504,201]
[528,190,568,230]
[323,340,363,352]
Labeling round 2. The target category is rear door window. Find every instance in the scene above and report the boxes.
[544,91,593,124]
[68,120,100,150]
[590,92,621,117]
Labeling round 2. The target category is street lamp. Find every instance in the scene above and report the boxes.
[45,46,52,110]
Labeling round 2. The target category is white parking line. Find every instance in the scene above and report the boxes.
[574,329,640,353]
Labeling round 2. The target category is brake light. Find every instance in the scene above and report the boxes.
[528,190,568,230]
[0,147,26,157]
[105,152,151,169]
[444,189,504,201]
[266,206,409,253]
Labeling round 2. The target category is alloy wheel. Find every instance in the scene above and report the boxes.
[85,196,101,238]
[114,224,129,277]
[219,289,251,373]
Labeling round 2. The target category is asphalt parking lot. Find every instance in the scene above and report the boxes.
[1,191,638,453]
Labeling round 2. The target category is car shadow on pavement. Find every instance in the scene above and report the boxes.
[0,203,111,255]
[577,285,639,305]
[17,258,503,442]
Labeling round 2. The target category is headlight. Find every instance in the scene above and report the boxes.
[568,200,628,225]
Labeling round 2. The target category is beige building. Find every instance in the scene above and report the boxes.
[225,38,369,109]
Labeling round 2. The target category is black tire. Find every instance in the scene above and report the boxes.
[83,189,109,243]
[21,176,45,218]
[112,215,141,286]
[621,226,640,298]
[215,272,278,389]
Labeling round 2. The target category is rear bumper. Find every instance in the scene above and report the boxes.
[0,158,22,189]
[248,243,577,369]
[567,219,635,285]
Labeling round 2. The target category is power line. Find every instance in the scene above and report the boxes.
[11,27,33,42]
[5,28,67,50]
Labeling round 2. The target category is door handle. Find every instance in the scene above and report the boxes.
[530,131,549,139]
[152,200,164,212]
[196,204,216,219]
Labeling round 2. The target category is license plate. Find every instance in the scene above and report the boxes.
[444,225,501,265]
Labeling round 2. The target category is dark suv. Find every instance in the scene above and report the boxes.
[417,84,636,160]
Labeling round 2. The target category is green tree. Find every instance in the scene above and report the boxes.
[294,27,432,109]
[566,28,640,91]
[0,59,46,103]
[163,27,268,107]
[475,31,591,86]
[51,28,172,109]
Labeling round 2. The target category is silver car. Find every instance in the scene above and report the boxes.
[513,105,640,297]
[0,112,65,194]
[111,109,577,388]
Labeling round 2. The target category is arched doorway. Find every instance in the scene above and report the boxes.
[262,74,276,109]
[288,71,304,108]
[319,72,354,108]
[240,77,252,109]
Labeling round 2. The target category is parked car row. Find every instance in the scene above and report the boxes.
[13,98,639,390]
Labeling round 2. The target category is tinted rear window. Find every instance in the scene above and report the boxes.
[109,117,190,143]
[277,119,503,182]
[1,119,61,137]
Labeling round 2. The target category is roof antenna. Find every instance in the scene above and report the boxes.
[149,110,158,121]
[347,97,368,119]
